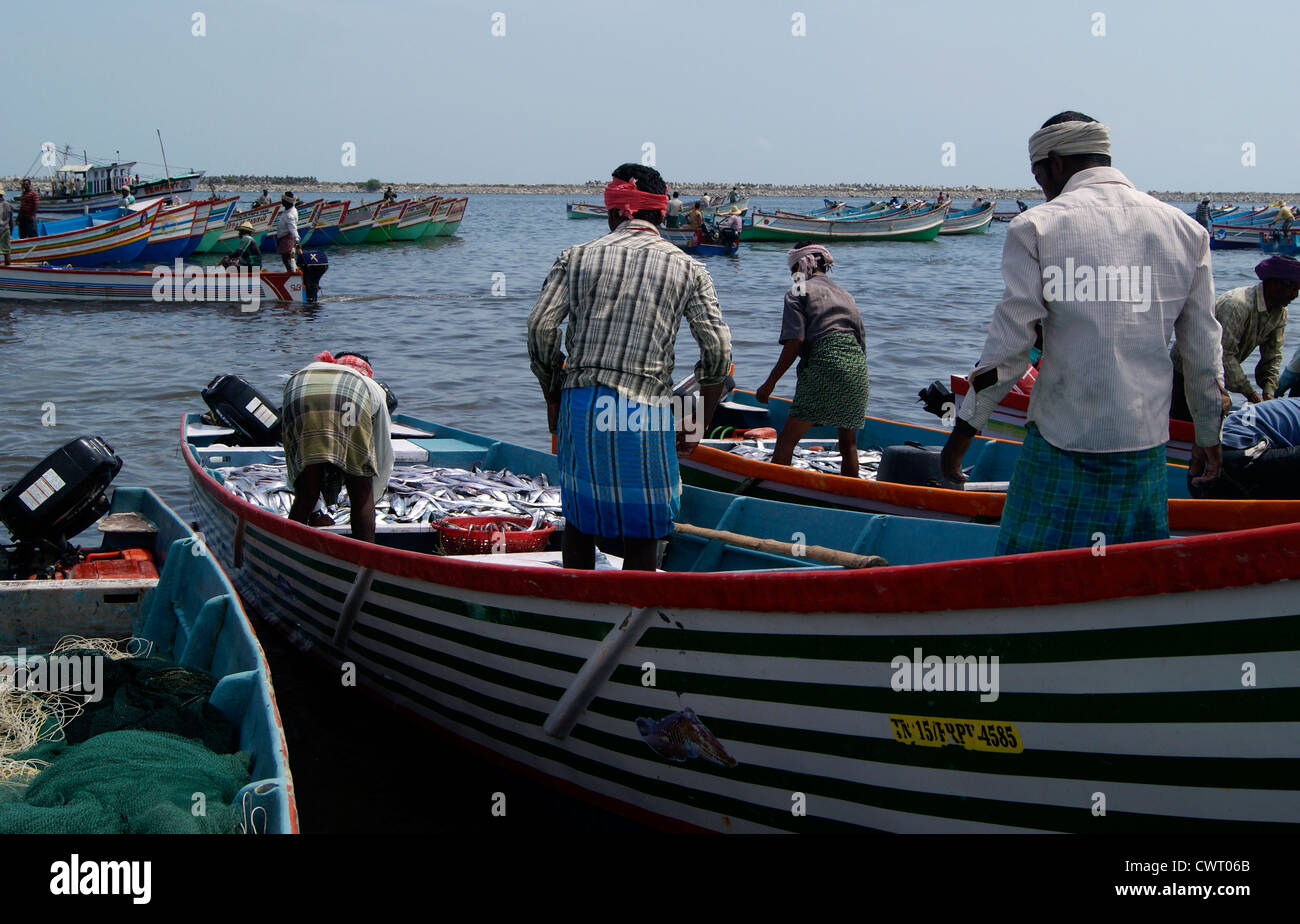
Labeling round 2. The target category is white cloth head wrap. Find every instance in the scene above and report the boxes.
[787,243,833,277]
[1028,120,1111,164]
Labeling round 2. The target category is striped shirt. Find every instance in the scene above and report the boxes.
[1172,283,1285,399]
[957,167,1224,451]
[528,219,732,405]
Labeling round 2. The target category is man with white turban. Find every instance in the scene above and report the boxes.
[940,111,1225,555]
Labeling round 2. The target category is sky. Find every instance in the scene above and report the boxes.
[5,0,1297,191]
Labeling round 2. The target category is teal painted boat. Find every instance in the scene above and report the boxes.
[939,201,996,235]
[0,480,296,833]
[388,198,439,240]
[363,200,407,242]
[741,203,949,242]
[683,388,1300,533]
[335,201,382,245]
[183,409,1300,833]
[192,197,239,254]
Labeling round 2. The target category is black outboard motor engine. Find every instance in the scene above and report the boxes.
[0,436,122,577]
[377,382,399,415]
[202,374,283,445]
[876,441,964,490]
[299,249,328,304]
[917,379,956,419]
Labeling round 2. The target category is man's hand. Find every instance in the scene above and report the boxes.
[676,426,702,457]
[1248,391,1264,403]
[755,380,775,404]
[1263,392,1275,401]
[1189,443,1223,485]
[546,399,560,434]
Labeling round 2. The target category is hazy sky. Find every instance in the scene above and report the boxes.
[7,0,1297,190]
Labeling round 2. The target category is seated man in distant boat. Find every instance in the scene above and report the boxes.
[281,350,393,544]
[528,163,732,571]
[756,243,869,478]
[684,201,705,240]
[118,186,135,208]
[254,189,272,208]
[219,221,262,269]
[1190,397,1300,499]
[940,111,1224,555]
[717,206,743,245]
[382,186,397,204]
[1170,255,1300,418]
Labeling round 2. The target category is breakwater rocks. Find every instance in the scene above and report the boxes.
[5,176,1298,204]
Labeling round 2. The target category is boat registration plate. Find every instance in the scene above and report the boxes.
[889,714,1023,754]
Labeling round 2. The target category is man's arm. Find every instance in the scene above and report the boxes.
[681,267,732,449]
[526,251,572,409]
[1256,312,1287,398]
[1216,298,1256,399]
[1173,235,1226,447]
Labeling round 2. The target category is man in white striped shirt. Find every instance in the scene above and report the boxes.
[940,112,1224,555]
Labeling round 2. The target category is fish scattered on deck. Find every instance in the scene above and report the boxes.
[635,707,739,768]
[215,462,564,528]
[728,440,884,478]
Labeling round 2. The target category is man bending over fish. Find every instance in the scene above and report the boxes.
[940,112,1224,554]
[281,350,394,543]
[528,163,732,571]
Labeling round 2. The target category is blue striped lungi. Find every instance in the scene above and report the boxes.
[558,385,680,540]
[996,424,1169,555]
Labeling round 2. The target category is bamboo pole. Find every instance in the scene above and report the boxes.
[673,522,887,569]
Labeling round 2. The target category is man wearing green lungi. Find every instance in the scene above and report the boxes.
[940,112,1226,555]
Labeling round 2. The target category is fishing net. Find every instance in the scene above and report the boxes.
[0,639,251,834]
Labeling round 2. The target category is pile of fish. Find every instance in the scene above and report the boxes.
[727,440,883,479]
[215,462,564,529]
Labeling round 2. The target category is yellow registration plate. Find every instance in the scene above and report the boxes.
[889,714,1023,754]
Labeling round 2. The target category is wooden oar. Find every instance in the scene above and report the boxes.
[673,522,887,569]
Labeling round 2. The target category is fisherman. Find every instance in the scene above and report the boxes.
[939,111,1224,554]
[684,200,705,231]
[118,185,135,208]
[274,191,301,272]
[1274,201,1295,236]
[756,243,870,478]
[1016,198,1028,212]
[666,191,684,228]
[700,192,712,208]
[1170,255,1300,417]
[1189,397,1300,499]
[0,187,10,265]
[717,205,744,245]
[17,179,38,239]
[253,189,272,208]
[729,186,740,203]
[1194,196,1213,228]
[219,221,262,268]
[281,350,393,544]
[528,163,732,571]
[382,186,397,204]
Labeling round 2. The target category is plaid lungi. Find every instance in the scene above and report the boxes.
[281,367,379,500]
[996,424,1169,555]
[558,385,680,540]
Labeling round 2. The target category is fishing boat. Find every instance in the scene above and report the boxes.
[568,197,751,220]
[136,201,207,262]
[302,200,347,247]
[682,387,1300,533]
[660,227,739,256]
[364,200,409,242]
[741,203,949,243]
[0,263,320,304]
[207,203,280,255]
[182,410,1300,833]
[0,447,294,833]
[431,196,467,236]
[8,204,162,266]
[946,373,1196,461]
[191,197,240,254]
[775,202,902,220]
[389,198,441,240]
[939,201,996,235]
[29,159,206,216]
[1209,206,1280,250]
[1258,229,1300,257]
[335,201,382,244]
[259,200,323,252]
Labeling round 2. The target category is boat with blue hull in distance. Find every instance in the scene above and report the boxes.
[182,408,1300,833]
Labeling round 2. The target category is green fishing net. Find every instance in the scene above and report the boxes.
[0,651,252,834]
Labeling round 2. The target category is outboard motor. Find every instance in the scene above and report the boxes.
[378,381,398,415]
[877,442,964,490]
[299,249,328,304]
[917,380,956,419]
[0,436,122,577]
[202,374,283,445]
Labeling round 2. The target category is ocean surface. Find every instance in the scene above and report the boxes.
[0,193,1281,831]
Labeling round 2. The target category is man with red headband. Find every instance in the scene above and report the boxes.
[281,350,394,543]
[528,163,732,571]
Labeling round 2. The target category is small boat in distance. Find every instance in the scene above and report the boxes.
[30,157,206,215]
[939,200,996,235]
[0,263,321,304]
[8,203,162,265]
[567,197,751,220]
[741,202,950,242]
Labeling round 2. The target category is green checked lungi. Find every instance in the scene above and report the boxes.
[996,424,1169,555]
[788,332,870,430]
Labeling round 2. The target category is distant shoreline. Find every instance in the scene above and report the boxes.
[5,176,1295,204]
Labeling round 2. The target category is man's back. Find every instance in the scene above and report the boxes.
[1009,166,1214,451]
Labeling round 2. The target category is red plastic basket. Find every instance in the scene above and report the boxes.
[434,516,555,555]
